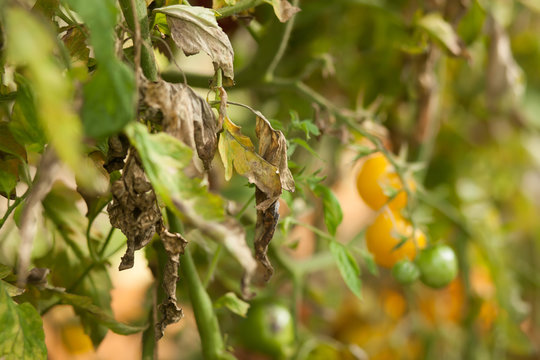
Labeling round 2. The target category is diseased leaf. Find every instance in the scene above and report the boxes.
[219,118,282,207]
[329,241,362,299]
[62,27,89,63]
[265,0,301,22]
[314,184,343,237]
[417,13,465,56]
[125,123,225,221]
[0,281,47,360]
[153,5,234,79]
[214,292,250,317]
[140,79,218,171]
[0,123,26,196]
[108,151,162,270]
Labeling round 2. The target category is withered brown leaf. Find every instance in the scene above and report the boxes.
[153,5,234,79]
[140,79,218,172]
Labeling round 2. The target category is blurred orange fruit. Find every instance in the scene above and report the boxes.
[365,209,426,268]
[356,153,415,211]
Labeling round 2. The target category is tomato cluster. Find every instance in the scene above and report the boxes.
[356,152,457,289]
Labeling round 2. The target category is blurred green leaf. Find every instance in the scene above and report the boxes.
[0,281,47,360]
[10,74,46,153]
[5,7,98,189]
[417,13,464,56]
[329,241,362,299]
[53,290,146,335]
[214,292,250,317]
[313,184,343,236]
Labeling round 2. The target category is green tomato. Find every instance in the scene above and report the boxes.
[237,299,294,358]
[392,259,420,285]
[417,244,458,288]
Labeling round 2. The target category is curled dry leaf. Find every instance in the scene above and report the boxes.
[153,5,234,80]
[156,229,188,340]
[140,78,218,171]
[108,150,162,271]
[270,0,301,23]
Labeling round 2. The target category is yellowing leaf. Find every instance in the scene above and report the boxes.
[218,117,282,206]
[0,282,47,360]
[153,5,234,79]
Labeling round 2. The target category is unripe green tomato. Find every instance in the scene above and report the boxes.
[417,244,458,289]
[237,299,294,358]
[392,259,420,285]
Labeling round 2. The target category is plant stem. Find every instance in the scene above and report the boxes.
[168,211,234,360]
[215,0,265,19]
[203,243,223,288]
[287,217,334,242]
[0,189,29,230]
[119,0,158,81]
[265,0,299,79]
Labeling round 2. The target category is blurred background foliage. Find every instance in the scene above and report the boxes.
[1,0,540,359]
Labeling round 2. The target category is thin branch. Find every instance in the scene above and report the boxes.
[17,149,60,287]
[0,189,29,230]
[215,0,265,19]
[265,0,299,79]
[130,0,142,84]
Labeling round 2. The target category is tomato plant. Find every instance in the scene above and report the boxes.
[0,0,538,359]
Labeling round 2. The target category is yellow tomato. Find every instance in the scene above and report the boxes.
[60,323,93,354]
[365,210,426,268]
[356,153,414,211]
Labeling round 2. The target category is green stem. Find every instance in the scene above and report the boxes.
[203,244,223,288]
[235,193,255,219]
[215,0,265,19]
[265,0,299,80]
[168,210,234,360]
[287,218,334,242]
[119,0,158,81]
[0,189,29,229]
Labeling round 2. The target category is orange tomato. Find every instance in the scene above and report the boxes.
[365,209,426,268]
[356,153,415,211]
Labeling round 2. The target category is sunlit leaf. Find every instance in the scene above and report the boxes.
[329,241,362,299]
[153,5,234,79]
[0,281,47,360]
[5,8,98,189]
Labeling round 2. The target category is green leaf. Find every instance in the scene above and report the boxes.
[313,185,343,236]
[214,292,250,317]
[54,291,146,335]
[0,281,47,360]
[0,264,12,279]
[290,138,320,158]
[66,0,136,138]
[329,241,362,299]
[417,13,464,56]
[125,123,225,221]
[81,62,136,138]
[10,74,46,153]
